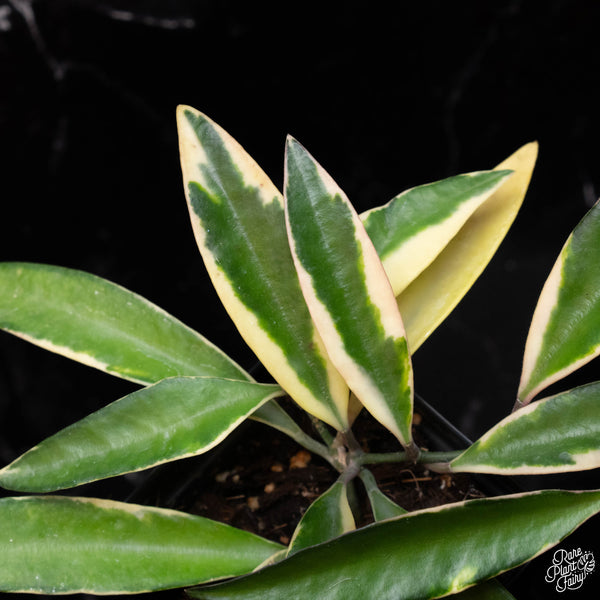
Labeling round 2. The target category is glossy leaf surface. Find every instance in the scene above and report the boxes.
[189,490,600,600]
[0,496,282,594]
[518,200,600,403]
[451,382,600,474]
[177,106,348,430]
[359,469,406,520]
[0,377,283,492]
[287,480,355,556]
[285,137,413,446]
[362,170,512,296]
[397,143,537,351]
[0,262,247,384]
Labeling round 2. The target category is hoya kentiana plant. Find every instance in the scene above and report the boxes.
[1,106,599,600]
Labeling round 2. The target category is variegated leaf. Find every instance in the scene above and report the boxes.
[284,136,414,448]
[362,170,513,296]
[397,143,538,352]
[359,468,406,520]
[451,381,600,474]
[518,200,600,404]
[287,480,355,556]
[0,496,282,594]
[0,262,247,384]
[177,106,348,430]
[188,490,600,600]
[0,377,283,492]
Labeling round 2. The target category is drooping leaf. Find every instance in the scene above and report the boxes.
[287,480,355,556]
[177,106,348,431]
[362,170,513,296]
[285,136,413,447]
[188,490,600,600]
[397,143,538,352]
[451,381,600,474]
[0,496,282,594]
[518,200,600,404]
[359,468,406,520]
[0,377,283,492]
[0,262,247,384]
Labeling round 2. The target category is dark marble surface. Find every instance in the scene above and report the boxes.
[1,2,600,598]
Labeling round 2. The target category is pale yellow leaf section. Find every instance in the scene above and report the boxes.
[177,107,347,429]
[398,142,538,352]
[373,174,510,296]
[452,450,600,475]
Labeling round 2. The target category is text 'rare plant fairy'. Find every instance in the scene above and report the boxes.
[1,106,600,599]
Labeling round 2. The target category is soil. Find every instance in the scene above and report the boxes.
[157,400,485,546]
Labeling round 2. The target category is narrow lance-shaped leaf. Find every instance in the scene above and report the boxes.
[518,200,600,404]
[396,143,537,352]
[362,170,513,296]
[451,381,600,475]
[0,262,288,439]
[177,106,348,430]
[285,137,414,448]
[0,262,248,384]
[0,496,282,594]
[359,469,406,520]
[188,490,600,600]
[0,377,283,493]
[287,480,355,556]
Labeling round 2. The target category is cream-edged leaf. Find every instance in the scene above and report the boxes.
[397,143,538,352]
[286,480,355,556]
[284,136,414,447]
[0,496,282,594]
[0,262,248,384]
[452,381,600,475]
[518,200,600,404]
[0,377,283,492]
[363,170,513,296]
[177,106,348,430]
[188,490,600,600]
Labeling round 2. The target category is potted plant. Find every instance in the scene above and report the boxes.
[1,106,599,599]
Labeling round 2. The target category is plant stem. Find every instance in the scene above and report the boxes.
[311,416,335,446]
[361,449,462,465]
[292,431,337,465]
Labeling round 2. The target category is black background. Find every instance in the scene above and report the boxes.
[1,1,599,598]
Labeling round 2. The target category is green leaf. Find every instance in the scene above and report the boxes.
[362,170,513,296]
[518,200,600,404]
[285,137,414,447]
[0,496,282,594]
[451,382,600,474]
[396,143,538,352]
[177,106,348,431]
[287,480,355,556]
[0,377,283,492]
[188,490,600,600]
[359,469,406,520]
[0,262,248,384]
